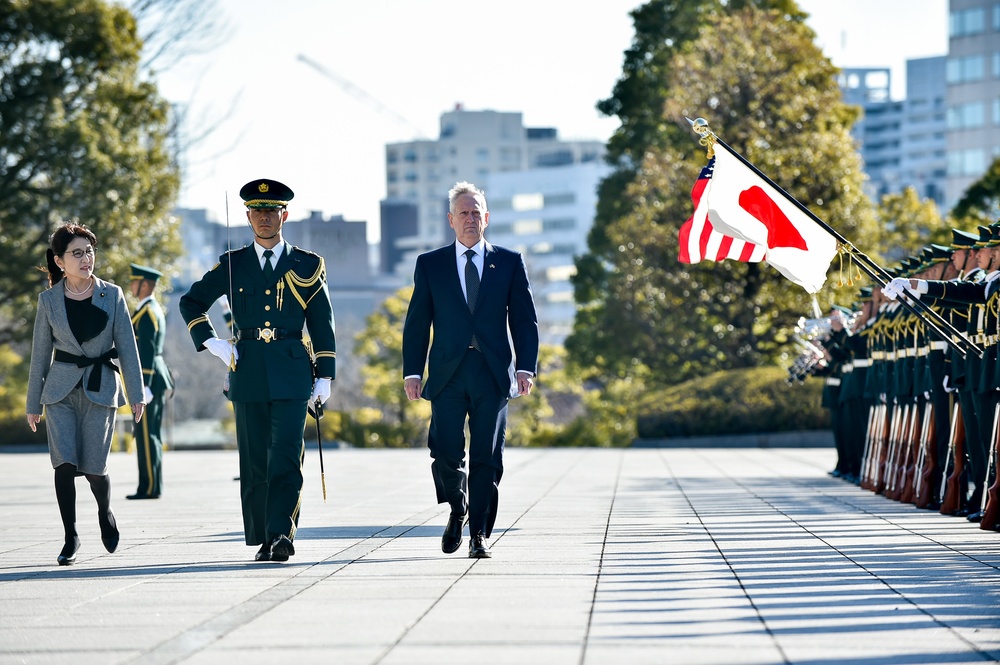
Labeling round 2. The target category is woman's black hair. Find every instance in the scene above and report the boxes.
[46,223,98,288]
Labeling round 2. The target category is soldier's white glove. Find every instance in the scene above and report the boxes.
[204,337,238,368]
[943,375,957,393]
[143,386,154,404]
[311,377,332,405]
[881,277,908,300]
[883,277,929,300]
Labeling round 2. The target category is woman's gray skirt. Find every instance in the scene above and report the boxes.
[45,386,117,475]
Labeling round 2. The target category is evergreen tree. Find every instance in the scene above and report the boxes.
[354,287,430,446]
[0,0,180,344]
[876,187,950,266]
[952,156,1000,223]
[568,2,878,384]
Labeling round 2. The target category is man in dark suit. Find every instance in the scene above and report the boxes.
[402,181,539,559]
[127,263,173,500]
[180,179,336,562]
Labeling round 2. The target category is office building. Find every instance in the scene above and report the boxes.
[484,161,611,345]
[840,60,947,207]
[945,0,1000,207]
[903,57,949,205]
[383,106,605,277]
[281,211,370,288]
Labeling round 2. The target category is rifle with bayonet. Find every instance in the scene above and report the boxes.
[979,402,999,530]
[940,402,967,515]
[912,401,937,508]
[898,402,922,504]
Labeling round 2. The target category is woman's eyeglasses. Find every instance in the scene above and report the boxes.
[64,247,95,260]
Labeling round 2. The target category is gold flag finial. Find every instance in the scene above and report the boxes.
[686,117,716,158]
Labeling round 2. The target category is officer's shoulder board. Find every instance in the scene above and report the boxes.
[290,246,321,261]
[287,247,326,286]
[210,244,253,271]
[282,247,326,308]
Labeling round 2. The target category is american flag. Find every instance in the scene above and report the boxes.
[678,158,766,265]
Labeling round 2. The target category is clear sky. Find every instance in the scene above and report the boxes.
[155,0,948,243]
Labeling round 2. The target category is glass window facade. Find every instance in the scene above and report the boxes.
[947,55,986,83]
[947,101,986,129]
[950,7,985,36]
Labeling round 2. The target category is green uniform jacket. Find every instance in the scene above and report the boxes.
[179,244,336,401]
[131,296,173,394]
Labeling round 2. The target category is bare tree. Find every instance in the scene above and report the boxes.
[128,0,226,74]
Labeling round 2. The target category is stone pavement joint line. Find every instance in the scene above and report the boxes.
[663,451,791,664]
[684,448,996,659]
[579,444,625,664]
[0,447,997,665]
[369,445,593,665]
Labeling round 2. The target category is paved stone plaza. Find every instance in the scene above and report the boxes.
[0,446,998,664]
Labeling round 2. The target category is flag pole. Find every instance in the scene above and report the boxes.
[685,117,979,359]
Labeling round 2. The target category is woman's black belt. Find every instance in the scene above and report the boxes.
[54,348,120,392]
[236,328,303,343]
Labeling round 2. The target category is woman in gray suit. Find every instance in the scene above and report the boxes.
[26,224,145,565]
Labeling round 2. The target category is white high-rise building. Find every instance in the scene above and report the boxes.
[945,0,1000,207]
[483,162,611,345]
[839,59,947,208]
[383,106,605,278]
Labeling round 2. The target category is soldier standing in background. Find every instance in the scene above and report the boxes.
[127,264,173,500]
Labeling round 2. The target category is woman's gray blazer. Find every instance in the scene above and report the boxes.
[26,277,144,414]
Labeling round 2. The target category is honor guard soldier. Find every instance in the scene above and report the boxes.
[815,306,851,480]
[127,263,173,500]
[883,228,990,515]
[179,179,336,562]
[837,291,873,484]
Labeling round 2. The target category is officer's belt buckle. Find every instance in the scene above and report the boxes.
[258,327,276,343]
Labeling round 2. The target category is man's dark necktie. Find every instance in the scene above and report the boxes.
[465,249,480,350]
[263,249,274,280]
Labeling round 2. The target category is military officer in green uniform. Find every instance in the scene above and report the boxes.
[179,179,336,562]
[127,263,173,500]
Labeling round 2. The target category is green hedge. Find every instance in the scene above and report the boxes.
[0,347,48,446]
[635,366,829,438]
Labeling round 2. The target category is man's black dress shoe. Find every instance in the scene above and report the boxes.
[954,507,973,517]
[469,533,491,559]
[254,542,272,562]
[126,493,159,500]
[58,537,80,566]
[966,511,983,523]
[99,510,120,553]
[269,535,295,562]
[441,513,466,554]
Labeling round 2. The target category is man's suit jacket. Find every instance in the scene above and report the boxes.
[27,277,145,412]
[403,241,538,400]
[179,243,336,402]
[132,296,174,395]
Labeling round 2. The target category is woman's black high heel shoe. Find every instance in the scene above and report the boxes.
[58,537,80,566]
[99,510,119,553]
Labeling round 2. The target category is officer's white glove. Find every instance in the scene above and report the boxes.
[311,377,332,405]
[143,386,154,404]
[943,375,957,393]
[203,337,238,368]
[881,277,908,300]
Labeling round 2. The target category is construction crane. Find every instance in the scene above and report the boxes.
[297,54,428,139]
